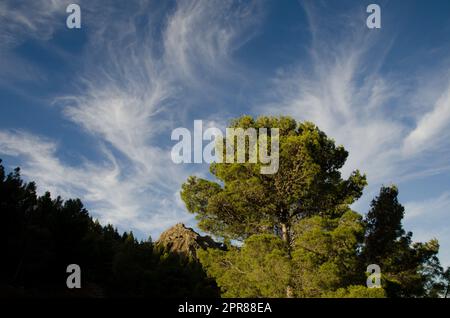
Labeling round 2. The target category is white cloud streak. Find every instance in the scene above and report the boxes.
[0,130,192,236]
[0,0,263,238]
[405,191,450,220]
[260,2,450,188]
[0,0,67,50]
[257,2,450,264]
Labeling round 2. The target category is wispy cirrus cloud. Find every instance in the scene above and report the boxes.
[405,191,450,220]
[403,81,450,156]
[163,0,262,89]
[260,2,450,189]
[257,1,450,263]
[404,191,450,265]
[0,0,264,238]
[0,129,192,236]
[0,0,66,49]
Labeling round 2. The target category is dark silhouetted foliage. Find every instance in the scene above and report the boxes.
[0,159,218,298]
[362,185,446,297]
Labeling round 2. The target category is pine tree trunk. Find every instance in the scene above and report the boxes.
[281,222,290,245]
[280,222,294,298]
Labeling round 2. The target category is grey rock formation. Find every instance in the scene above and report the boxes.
[156,223,223,259]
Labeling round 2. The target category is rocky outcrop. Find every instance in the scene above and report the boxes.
[156,223,223,259]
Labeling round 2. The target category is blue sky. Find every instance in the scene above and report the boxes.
[1,0,450,266]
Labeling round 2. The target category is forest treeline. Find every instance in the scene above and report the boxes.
[0,159,218,297]
[1,116,449,298]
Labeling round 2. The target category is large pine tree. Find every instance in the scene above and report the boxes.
[181,116,367,248]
